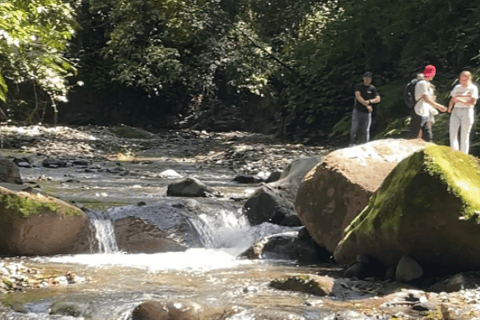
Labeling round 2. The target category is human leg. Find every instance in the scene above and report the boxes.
[360,112,372,143]
[458,108,475,153]
[349,109,360,145]
[420,116,432,142]
[409,112,422,139]
[449,110,461,151]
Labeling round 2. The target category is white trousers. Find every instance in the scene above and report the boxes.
[449,107,474,154]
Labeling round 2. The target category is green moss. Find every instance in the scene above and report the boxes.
[342,144,480,245]
[344,147,426,240]
[423,145,480,221]
[0,194,59,218]
[2,278,13,289]
[0,192,82,222]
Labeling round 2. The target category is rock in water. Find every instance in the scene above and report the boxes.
[295,139,427,252]
[334,145,480,274]
[0,186,92,255]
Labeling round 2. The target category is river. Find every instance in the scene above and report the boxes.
[0,127,389,319]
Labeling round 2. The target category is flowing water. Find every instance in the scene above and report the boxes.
[0,152,373,320]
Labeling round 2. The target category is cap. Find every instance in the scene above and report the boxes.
[363,71,373,78]
[424,65,436,78]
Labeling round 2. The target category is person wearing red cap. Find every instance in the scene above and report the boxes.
[409,65,447,141]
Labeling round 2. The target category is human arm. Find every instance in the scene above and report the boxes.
[450,85,478,107]
[448,98,454,113]
[423,95,447,112]
[355,91,373,112]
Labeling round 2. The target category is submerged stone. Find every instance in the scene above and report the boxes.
[334,145,480,274]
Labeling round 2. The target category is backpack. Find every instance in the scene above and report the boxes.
[404,78,420,109]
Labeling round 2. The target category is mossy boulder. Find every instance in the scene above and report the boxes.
[333,145,480,274]
[0,186,93,255]
[295,139,427,253]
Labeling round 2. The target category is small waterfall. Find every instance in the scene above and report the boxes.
[188,208,302,256]
[187,209,250,249]
[87,210,120,253]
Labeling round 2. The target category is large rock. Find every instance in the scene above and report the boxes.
[106,200,206,249]
[295,139,427,253]
[0,186,92,255]
[0,158,22,184]
[114,217,187,253]
[333,145,480,274]
[243,156,321,226]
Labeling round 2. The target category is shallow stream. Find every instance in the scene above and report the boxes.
[0,146,379,320]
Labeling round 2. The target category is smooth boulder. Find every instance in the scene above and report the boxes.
[114,216,187,253]
[334,145,480,274]
[0,186,92,255]
[295,139,427,253]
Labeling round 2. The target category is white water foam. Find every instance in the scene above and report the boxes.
[44,248,254,272]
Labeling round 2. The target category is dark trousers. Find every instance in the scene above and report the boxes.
[349,108,372,145]
[409,111,432,142]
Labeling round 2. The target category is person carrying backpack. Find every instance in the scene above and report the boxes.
[408,65,447,141]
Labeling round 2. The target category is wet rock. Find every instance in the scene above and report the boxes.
[131,300,219,320]
[233,174,261,184]
[270,274,335,296]
[12,157,32,168]
[107,201,204,248]
[295,139,427,253]
[345,263,370,279]
[243,156,321,226]
[0,159,22,184]
[42,158,68,168]
[396,256,423,282]
[243,185,297,226]
[72,159,89,167]
[50,300,94,318]
[0,186,93,255]
[241,231,330,263]
[445,273,466,292]
[167,177,222,197]
[265,171,282,183]
[427,279,446,293]
[114,217,187,253]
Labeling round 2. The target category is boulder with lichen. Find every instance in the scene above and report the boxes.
[0,186,93,255]
[295,139,427,253]
[333,145,480,274]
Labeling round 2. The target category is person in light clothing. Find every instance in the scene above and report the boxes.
[448,70,478,154]
[409,65,447,141]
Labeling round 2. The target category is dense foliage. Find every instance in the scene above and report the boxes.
[0,0,77,122]
[3,0,480,152]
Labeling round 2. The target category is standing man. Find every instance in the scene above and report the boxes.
[349,71,381,146]
[409,65,447,141]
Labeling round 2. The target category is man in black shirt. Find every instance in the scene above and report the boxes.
[349,71,381,146]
